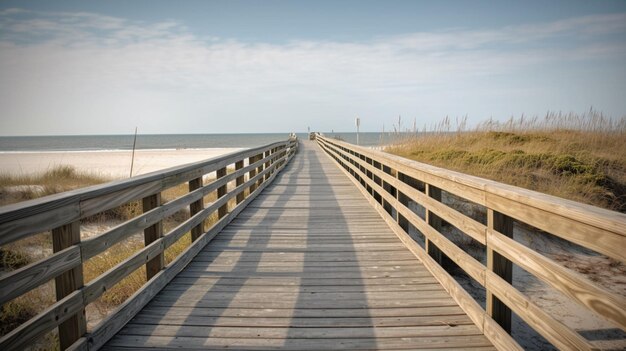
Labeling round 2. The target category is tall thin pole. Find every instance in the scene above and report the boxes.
[130,127,138,178]
[356,117,360,145]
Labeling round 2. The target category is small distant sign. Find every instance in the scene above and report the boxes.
[355,117,360,128]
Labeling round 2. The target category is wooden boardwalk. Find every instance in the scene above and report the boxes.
[103,141,495,350]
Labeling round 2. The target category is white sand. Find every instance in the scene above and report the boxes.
[0,148,245,179]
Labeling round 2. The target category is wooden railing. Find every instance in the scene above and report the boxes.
[0,136,298,350]
[317,134,625,351]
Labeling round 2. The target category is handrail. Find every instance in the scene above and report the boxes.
[0,136,298,350]
[316,134,625,351]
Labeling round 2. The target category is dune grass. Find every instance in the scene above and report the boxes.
[385,111,626,212]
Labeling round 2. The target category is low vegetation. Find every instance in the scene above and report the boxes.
[386,111,626,212]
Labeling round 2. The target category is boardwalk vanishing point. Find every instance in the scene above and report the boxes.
[0,135,624,350]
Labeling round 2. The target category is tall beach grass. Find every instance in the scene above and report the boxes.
[385,110,626,212]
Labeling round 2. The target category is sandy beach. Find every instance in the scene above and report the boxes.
[0,148,245,179]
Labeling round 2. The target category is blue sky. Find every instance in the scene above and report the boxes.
[0,0,625,135]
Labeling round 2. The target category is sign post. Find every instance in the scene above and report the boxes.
[355,117,360,145]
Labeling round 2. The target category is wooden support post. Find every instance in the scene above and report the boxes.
[425,184,445,266]
[189,177,204,241]
[396,172,409,232]
[256,153,264,188]
[487,209,514,333]
[142,193,164,280]
[249,155,258,193]
[52,221,86,350]
[264,150,271,181]
[217,167,228,219]
[381,165,394,215]
[235,160,245,204]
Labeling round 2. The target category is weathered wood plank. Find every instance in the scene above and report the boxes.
[0,290,84,350]
[142,193,163,280]
[52,221,86,350]
[103,335,496,350]
[0,245,81,306]
[488,228,626,330]
[486,271,593,350]
[128,315,473,327]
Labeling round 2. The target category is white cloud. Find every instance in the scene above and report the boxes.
[0,9,625,135]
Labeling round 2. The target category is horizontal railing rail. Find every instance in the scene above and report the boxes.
[0,136,298,350]
[316,134,625,351]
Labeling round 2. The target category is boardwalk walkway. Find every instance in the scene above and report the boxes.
[103,141,494,350]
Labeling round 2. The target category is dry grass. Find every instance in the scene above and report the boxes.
[386,111,626,212]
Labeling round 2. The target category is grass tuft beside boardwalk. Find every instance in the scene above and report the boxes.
[386,112,626,212]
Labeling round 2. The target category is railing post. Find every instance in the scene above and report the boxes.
[235,160,245,204]
[249,155,258,193]
[487,209,514,333]
[189,177,204,241]
[52,221,86,350]
[217,167,228,219]
[143,193,164,280]
[264,149,271,181]
[396,172,409,232]
[425,184,446,266]
[256,153,264,188]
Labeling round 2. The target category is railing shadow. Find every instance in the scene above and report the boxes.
[282,145,376,349]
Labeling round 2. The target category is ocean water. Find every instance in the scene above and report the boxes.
[0,132,392,152]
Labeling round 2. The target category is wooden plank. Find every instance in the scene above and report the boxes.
[137,305,466,318]
[52,221,86,350]
[81,180,162,218]
[0,290,84,350]
[128,314,473,327]
[153,290,451,303]
[103,335,495,350]
[486,192,626,262]
[118,324,483,338]
[488,228,626,330]
[83,238,164,304]
[0,202,79,246]
[486,271,593,350]
[0,245,81,306]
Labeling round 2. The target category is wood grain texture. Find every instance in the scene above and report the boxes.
[52,221,86,350]
[0,245,81,306]
[486,271,593,350]
[486,209,513,333]
[142,193,163,280]
[488,228,626,330]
